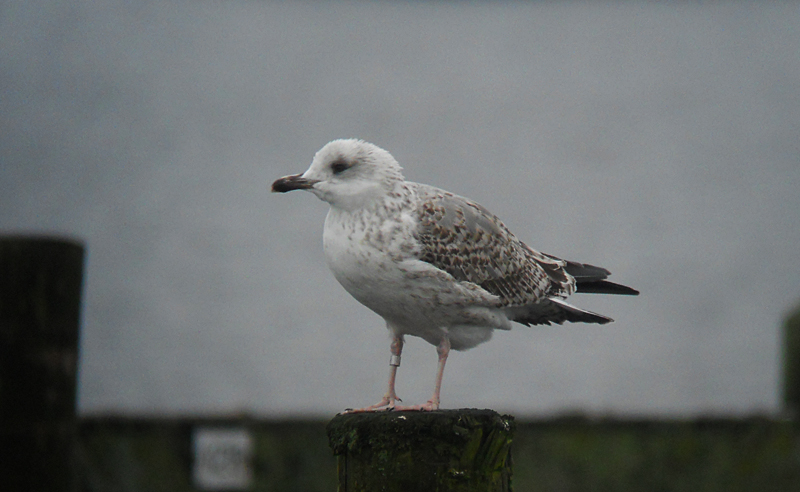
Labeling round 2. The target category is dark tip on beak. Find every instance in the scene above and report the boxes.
[271,174,317,193]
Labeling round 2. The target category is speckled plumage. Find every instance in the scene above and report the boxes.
[413,187,572,306]
[272,138,638,411]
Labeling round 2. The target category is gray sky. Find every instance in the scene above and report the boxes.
[2,0,799,417]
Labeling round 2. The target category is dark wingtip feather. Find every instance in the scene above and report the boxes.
[545,256,638,296]
[575,280,639,296]
[562,260,612,280]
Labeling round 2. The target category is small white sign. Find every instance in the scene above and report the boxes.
[192,427,254,490]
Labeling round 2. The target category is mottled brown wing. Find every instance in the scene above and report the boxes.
[412,188,573,306]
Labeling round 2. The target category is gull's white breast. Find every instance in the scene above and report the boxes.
[321,200,510,349]
[322,204,424,317]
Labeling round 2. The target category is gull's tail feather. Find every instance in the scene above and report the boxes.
[507,298,613,326]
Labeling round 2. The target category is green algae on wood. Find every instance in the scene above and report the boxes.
[327,409,515,492]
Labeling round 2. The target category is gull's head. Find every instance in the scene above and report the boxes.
[272,139,405,210]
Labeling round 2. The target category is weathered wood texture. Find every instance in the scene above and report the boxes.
[327,409,515,492]
[0,236,84,492]
[783,302,800,417]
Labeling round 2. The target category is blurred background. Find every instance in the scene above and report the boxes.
[2,0,800,490]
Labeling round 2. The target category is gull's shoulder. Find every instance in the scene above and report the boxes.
[403,181,512,239]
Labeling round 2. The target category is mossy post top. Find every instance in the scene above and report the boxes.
[327,409,515,492]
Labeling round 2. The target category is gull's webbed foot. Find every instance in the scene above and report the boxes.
[343,392,402,413]
[391,397,439,412]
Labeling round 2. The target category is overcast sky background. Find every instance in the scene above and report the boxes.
[2,0,799,418]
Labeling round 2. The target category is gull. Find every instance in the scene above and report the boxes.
[272,139,638,412]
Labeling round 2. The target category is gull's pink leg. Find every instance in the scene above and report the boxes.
[344,334,404,413]
[394,334,450,412]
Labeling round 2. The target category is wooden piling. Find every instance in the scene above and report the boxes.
[0,236,85,492]
[327,409,515,492]
[783,302,800,417]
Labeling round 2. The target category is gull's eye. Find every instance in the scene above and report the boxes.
[330,159,350,175]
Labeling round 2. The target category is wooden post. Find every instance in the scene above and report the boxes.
[327,409,515,492]
[0,236,84,492]
[783,302,800,417]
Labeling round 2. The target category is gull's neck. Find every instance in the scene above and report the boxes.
[322,177,407,214]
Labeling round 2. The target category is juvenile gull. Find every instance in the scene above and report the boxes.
[272,139,638,412]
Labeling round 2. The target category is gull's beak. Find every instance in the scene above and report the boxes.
[271,173,318,193]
